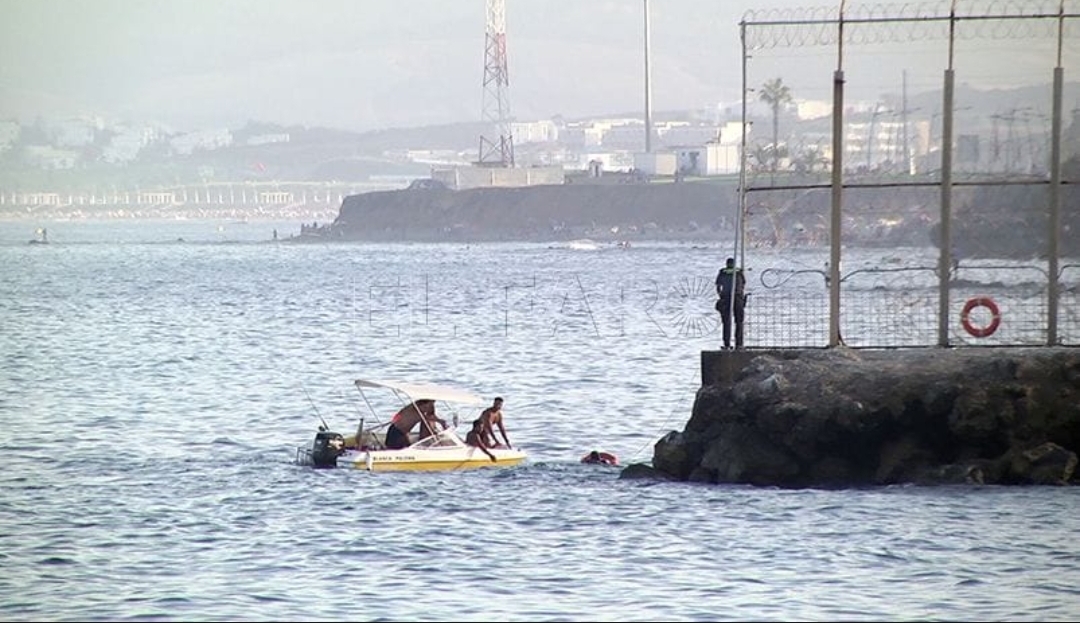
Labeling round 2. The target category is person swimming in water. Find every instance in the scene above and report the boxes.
[581,450,618,466]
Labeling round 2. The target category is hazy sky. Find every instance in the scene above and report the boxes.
[1,0,1074,132]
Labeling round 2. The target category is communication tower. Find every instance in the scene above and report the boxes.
[478,0,514,167]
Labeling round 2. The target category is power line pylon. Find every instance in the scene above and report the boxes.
[478,0,514,167]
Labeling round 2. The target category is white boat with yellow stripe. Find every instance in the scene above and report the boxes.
[296,379,527,472]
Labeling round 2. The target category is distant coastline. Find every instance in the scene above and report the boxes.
[308,177,940,249]
[0,180,402,224]
[0,202,340,224]
[8,171,1076,259]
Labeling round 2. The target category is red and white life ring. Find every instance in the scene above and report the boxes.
[961,297,1001,338]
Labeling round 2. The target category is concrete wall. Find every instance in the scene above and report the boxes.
[633,152,677,175]
[701,349,793,386]
[432,165,565,190]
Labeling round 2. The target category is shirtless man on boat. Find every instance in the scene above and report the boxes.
[466,418,497,462]
[480,397,511,449]
[385,399,445,449]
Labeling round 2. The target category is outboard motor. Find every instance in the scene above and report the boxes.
[311,430,346,468]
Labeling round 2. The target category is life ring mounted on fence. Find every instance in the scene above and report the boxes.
[961,297,1001,338]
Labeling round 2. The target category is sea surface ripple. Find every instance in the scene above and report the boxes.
[1,221,1078,622]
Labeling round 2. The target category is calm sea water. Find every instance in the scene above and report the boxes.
[2,220,1079,622]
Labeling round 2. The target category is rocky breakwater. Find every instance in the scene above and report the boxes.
[329,181,736,242]
[323,177,947,246]
[640,347,1080,488]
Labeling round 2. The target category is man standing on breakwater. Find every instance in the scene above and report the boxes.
[715,257,747,350]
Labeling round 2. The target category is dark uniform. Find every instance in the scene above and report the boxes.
[715,258,747,349]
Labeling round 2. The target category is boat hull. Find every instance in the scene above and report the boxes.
[338,446,527,472]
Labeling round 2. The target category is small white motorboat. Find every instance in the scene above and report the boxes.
[296,378,527,472]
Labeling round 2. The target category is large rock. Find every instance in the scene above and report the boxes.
[649,347,1080,488]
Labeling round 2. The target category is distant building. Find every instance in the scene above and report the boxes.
[602,122,650,150]
[673,143,741,176]
[246,133,290,146]
[716,121,748,145]
[718,99,772,119]
[405,149,469,166]
[170,129,233,155]
[510,120,558,144]
[845,119,907,171]
[104,125,159,164]
[23,146,77,170]
[18,192,64,206]
[634,152,677,176]
[50,118,99,148]
[577,152,635,172]
[0,120,18,153]
[657,122,720,148]
[559,123,604,149]
[137,191,177,206]
[795,99,832,121]
[258,190,294,204]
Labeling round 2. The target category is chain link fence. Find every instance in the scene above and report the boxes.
[736,1,1079,348]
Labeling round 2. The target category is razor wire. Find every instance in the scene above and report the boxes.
[741,0,1080,50]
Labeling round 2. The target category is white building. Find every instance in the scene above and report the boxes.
[103,126,159,164]
[674,143,741,176]
[578,152,636,172]
[246,133,290,146]
[50,118,100,148]
[657,122,720,148]
[170,129,233,155]
[559,123,604,149]
[717,121,749,145]
[602,122,649,150]
[510,120,558,144]
[796,99,832,121]
[845,120,907,171]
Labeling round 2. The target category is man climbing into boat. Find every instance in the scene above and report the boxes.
[417,400,449,442]
[466,419,497,462]
[480,396,512,448]
[385,399,439,449]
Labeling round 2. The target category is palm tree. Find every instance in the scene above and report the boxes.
[759,78,793,177]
